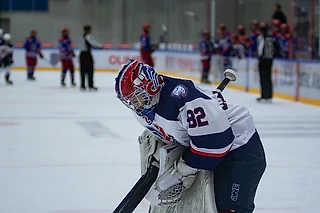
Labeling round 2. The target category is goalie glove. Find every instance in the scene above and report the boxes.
[138,129,164,175]
[146,157,200,206]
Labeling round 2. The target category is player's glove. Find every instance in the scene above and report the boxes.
[147,157,199,206]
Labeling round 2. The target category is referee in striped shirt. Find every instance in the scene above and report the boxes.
[80,25,103,91]
[257,23,280,102]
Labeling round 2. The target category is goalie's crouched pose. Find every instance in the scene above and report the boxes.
[115,59,266,213]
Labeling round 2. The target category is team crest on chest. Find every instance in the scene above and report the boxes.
[171,84,187,98]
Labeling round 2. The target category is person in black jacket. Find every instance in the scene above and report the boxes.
[79,25,103,91]
[272,4,287,24]
[257,23,281,102]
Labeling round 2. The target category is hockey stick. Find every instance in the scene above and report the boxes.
[112,69,237,213]
[112,161,160,213]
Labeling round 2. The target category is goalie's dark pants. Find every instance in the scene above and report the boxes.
[214,136,266,213]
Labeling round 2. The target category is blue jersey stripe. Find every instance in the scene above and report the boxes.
[183,148,225,171]
[189,127,234,149]
[228,131,260,159]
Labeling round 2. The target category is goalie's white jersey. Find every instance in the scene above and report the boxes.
[135,76,260,170]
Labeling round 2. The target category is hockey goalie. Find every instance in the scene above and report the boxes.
[114,59,267,213]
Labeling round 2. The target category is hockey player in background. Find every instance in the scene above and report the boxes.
[23,29,43,80]
[0,33,14,84]
[243,35,257,57]
[199,30,213,84]
[230,34,245,59]
[271,19,281,39]
[237,25,246,44]
[250,20,260,45]
[217,31,233,78]
[115,59,266,213]
[140,24,155,67]
[277,23,290,58]
[218,23,230,39]
[59,28,76,87]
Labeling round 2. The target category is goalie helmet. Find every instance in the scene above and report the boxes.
[115,59,164,116]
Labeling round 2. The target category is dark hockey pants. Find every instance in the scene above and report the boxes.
[214,134,267,213]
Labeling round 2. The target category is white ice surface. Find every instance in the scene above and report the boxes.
[0,71,319,213]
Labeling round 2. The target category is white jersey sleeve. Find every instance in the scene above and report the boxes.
[179,91,235,170]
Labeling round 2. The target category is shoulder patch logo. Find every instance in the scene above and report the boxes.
[171,85,188,98]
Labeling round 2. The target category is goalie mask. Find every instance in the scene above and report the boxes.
[115,59,164,116]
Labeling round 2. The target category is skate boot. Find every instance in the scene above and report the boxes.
[89,86,98,91]
[27,76,36,81]
[5,76,13,85]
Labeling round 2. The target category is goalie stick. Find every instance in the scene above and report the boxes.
[112,69,237,213]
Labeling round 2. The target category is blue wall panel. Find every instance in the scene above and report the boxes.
[0,0,48,11]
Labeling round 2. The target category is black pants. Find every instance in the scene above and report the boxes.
[214,133,267,213]
[258,58,273,99]
[80,51,94,88]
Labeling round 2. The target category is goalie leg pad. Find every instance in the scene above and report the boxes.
[148,170,218,213]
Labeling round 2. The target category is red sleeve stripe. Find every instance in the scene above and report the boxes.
[190,143,232,158]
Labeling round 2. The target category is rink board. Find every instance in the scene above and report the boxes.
[10,48,320,106]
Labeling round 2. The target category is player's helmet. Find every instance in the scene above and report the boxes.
[61,28,68,34]
[142,24,150,31]
[219,23,226,30]
[202,29,210,39]
[30,29,37,37]
[271,19,280,27]
[3,33,11,41]
[251,20,259,27]
[115,59,164,116]
[202,29,210,35]
[280,23,289,33]
[237,25,245,34]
